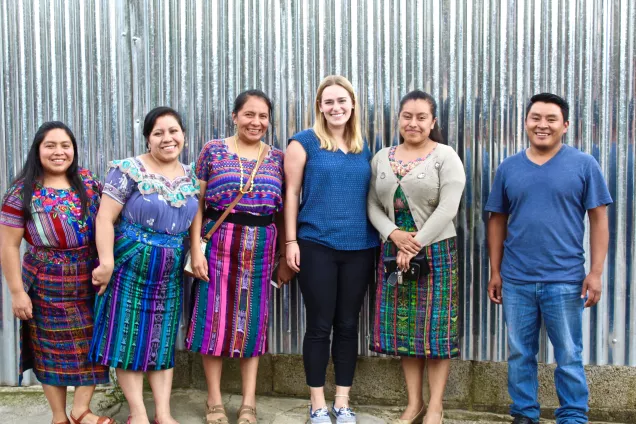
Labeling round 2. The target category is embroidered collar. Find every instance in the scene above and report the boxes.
[109,157,199,207]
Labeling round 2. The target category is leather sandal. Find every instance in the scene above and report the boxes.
[70,409,115,424]
[423,410,444,424]
[237,404,257,424]
[52,420,70,424]
[391,404,425,424]
[205,403,229,424]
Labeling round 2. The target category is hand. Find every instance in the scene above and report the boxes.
[276,260,296,287]
[12,290,33,320]
[92,263,114,295]
[396,250,415,272]
[286,242,300,273]
[488,273,503,304]
[389,230,421,255]
[582,272,602,308]
[191,249,209,282]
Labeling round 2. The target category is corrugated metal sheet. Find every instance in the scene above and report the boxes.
[0,0,634,385]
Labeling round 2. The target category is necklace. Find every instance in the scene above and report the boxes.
[234,135,264,194]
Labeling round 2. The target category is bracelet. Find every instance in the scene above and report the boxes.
[285,240,298,245]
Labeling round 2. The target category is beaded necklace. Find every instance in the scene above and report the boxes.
[234,135,264,194]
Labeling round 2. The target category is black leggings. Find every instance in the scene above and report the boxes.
[297,239,376,387]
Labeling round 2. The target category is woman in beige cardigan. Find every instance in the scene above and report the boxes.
[367,90,466,424]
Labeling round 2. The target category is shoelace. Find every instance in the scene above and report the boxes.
[334,405,355,417]
[311,407,329,417]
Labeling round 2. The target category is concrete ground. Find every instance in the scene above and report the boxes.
[0,387,625,424]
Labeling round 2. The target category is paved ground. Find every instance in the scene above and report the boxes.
[0,387,623,423]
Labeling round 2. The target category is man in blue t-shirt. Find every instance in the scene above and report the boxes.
[485,93,612,424]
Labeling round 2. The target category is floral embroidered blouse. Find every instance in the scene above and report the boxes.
[0,168,102,249]
[103,157,200,235]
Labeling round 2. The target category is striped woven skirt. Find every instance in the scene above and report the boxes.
[370,237,460,358]
[89,219,186,371]
[20,245,109,386]
[185,219,276,357]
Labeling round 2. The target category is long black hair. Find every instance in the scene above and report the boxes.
[398,90,445,144]
[9,121,89,222]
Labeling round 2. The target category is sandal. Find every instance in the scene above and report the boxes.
[205,403,229,424]
[70,409,115,424]
[237,405,257,424]
[52,420,70,424]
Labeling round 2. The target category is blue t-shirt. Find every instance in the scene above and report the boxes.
[290,129,379,250]
[485,145,612,283]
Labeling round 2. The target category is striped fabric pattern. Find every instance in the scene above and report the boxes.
[0,168,100,248]
[195,139,284,215]
[371,237,460,358]
[186,219,276,357]
[0,169,108,386]
[186,142,283,358]
[89,219,186,371]
[370,156,459,358]
[21,247,110,386]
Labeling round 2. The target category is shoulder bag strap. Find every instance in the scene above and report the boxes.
[202,144,270,242]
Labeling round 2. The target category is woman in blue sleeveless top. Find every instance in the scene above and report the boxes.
[284,75,379,424]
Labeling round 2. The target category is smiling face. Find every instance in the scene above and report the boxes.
[232,96,270,143]
[525,101,569,151]
[39,128,75,176]
[318,84,353,131]
[399,99,437,146]
[147,114,185,163]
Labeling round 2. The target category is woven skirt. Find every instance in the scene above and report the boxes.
[89,219,186,371]
[20,245,109,386]
[370,237,460,358]
[185,219,276,357]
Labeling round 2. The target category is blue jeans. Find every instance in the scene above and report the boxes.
[502,280,588,424]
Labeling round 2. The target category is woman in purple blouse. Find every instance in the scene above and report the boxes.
[89,107,200,424]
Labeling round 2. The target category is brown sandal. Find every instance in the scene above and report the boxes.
[237,405,257,424]
[70,408,115,424]
[205,403,229,424]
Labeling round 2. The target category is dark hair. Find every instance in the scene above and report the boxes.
[398,90,444,144]
[232,89,273,118]
[142,107,185,149]
[8,121,89,222]
[525,93,569,122]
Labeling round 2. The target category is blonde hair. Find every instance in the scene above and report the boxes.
[313,75,364,154]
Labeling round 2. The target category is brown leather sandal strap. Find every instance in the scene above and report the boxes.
[206,404,226,413]
[70,409,92,424]
[237,405,257,417]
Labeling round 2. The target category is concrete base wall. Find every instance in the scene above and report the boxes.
[172,352,636,423]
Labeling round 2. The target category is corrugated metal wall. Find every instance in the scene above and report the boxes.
[0,0,634,385]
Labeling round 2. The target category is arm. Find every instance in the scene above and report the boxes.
[275,211,295,286]
[582,205,609,307]
[283,140,306,272]
[189,181,209,282]
[0,224,32,320]
[367,154,399,239]
[487,212,508,304]
[91,196,124,295]
[413,152,466,247]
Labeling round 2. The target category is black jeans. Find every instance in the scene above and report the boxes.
[297,239,375,387]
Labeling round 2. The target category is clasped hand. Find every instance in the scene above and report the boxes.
[389,230,420,271]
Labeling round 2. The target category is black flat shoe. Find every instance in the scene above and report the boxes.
[512,415,539,424]
[512,415,537,424]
